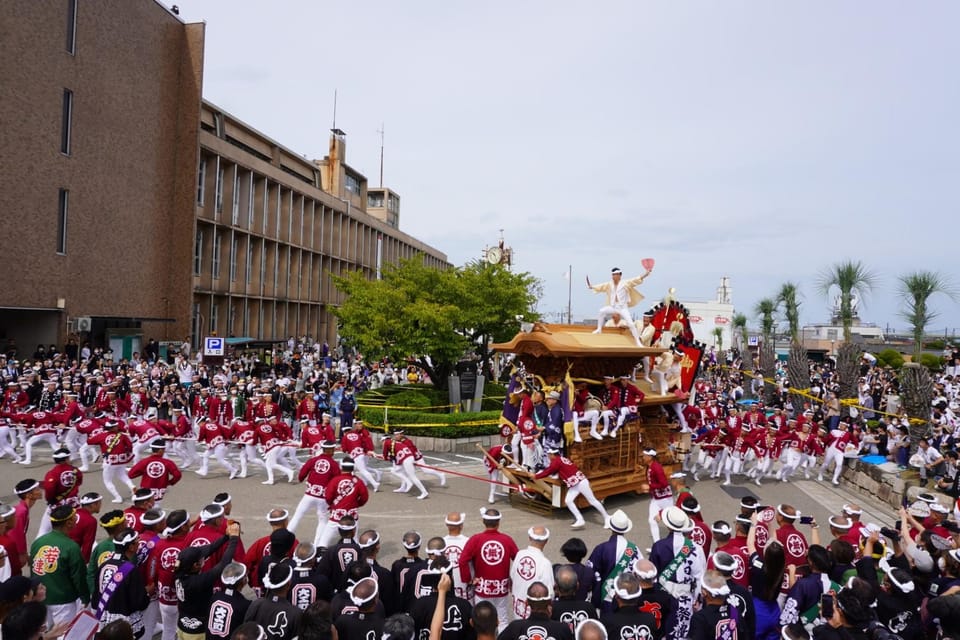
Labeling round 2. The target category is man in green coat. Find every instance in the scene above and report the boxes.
[30,504,90,628]
[86,509,127,595]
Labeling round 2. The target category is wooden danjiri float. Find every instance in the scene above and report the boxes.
[488,299,705,515]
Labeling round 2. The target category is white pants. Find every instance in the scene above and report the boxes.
[288,494,328,534]
[820,448,845,483]
[160,602,178,640]
[353,454,381,490]
[132,438,153,463]
[174,439,199,468]
[389,463,409,491]
[778,448,803,480]
[566,478,609,526]
[0,426,21,461]
[36,505,53,539]
[199,443,237,476]
[23,432,59,464]
[648,495,675,542]
[103,463,135,502]
[614,406,634,431]
[596,306,641,345]
[47,599,80,632]
[141,598,160,640]
[479,594,510,634]
[520,441,543,470]
[238,444,265,477]
[399,457,428,497]
[263,447,294,484]
[315,515,358,549]
[570,410,598,441]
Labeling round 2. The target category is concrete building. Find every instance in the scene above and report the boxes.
[681,277,735,349]
[194,105,446,346]
[2,0,447,360]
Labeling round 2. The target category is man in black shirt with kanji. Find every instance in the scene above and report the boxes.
[551,565,597,633]
[599,572,663,640]
[206,561,251,640]
[334,575,385,639]
[499,581,573,640]
[688,570,738,640]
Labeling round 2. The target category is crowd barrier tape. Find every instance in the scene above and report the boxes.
[357,402,461,411]
[711,363,925,425]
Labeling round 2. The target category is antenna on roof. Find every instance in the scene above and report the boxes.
[332,89,337,131]
[377,123,385,187]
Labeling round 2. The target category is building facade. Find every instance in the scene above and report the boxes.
[0,0,204,359]
[2,0,447,359]
[193,104,447,346]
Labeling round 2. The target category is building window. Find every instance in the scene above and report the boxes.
[247,173,255,229]
[245,243,253,284]
[215,164,224,214]
[66,0,78,54]
[229,235,238,281]
[61,89,73,155]
[196,159,205,205]
[231,169,240,225]
[211,233,221,278]
[368,192,383,208]
[388,194,399,213]
[193,230,203,275]
[56,189,68,254]
[345,173,361,194]
[209,302,218,334]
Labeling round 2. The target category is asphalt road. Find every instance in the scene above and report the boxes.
[1,448,901,561]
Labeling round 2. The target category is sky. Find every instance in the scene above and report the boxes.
[177,1,960,337]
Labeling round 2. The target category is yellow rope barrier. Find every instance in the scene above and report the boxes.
[712,363,925,424]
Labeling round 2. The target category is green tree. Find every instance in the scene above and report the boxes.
[732,313,749,354]
[333,256,541,389]
[897,271,958,359]
[712,326,723,352]
[754,297,777,403]
[817,260,878,342]
[818,260,878,415]
[777,282,808,401]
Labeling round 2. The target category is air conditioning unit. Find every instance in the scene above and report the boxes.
[76,317,92,332]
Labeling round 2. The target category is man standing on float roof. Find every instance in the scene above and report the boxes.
[587,265,652,346]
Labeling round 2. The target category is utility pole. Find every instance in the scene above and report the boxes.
[377,123,385,187]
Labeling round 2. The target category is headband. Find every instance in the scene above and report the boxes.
[828,516,852,530]
[222,563,248,585]
[262,563,293,590]
[295,547,317,565]
[699,577,731,597]
[101,514,126,529]
[527,592,554,602]
[711,554,738,572]
[711,523,732,535]
[842,504,862,516]
[882,564,915,593]
[528,527,550,542]
[642,449,658,456]
[348,577,379,606]
[777,505,798,520]
[114,530,138,546]
[50,507,77,523]
[635,566,657,580]
[338,520,357,531]
[402,533,422,550]
[267,509,289,523]
[141,509,166,526]
[612,584,641,600]
[163,513,189,536]
[444,513,465,526]
[479,508,501,521]
[358,532,381,549]
[426,546,446,557]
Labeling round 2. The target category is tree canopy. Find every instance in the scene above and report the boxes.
[332,256,541,388]
[898,270,958,358]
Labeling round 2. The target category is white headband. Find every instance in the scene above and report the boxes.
[445,513,465,526]
[842,504,862,516]
[262,563,293,590]
[527,592,554,602]
[613,584,641,600]
[777,505,798,519]
[115,530,138,546]
[528,527,550,542]
[884,566,915,593]
[358,532,381,549]
[711,523,732,535]
[267,509,289,523]
[295,548,317,565]
[635,566,657,580]
[699,577,731,597]
[479,508,502,521]
[141,509,166,526]
[402,533,422,550]
[348,577,379,606]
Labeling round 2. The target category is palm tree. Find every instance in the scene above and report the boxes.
[818,260,878,415]
[817,260,878,342]
[754,298,777,403]
[732,313,749,355]
[712,326,723,352]
[898,271,958,359]
[778,282,808,405]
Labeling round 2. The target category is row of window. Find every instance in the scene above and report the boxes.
[195,298,328,338]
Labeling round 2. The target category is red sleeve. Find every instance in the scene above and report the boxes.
[167,459,182,485]
[298,457,313,482]
[43,471,58,504]
[459,537,476,583]
[128,458,146,479]
[534,456,560,480]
